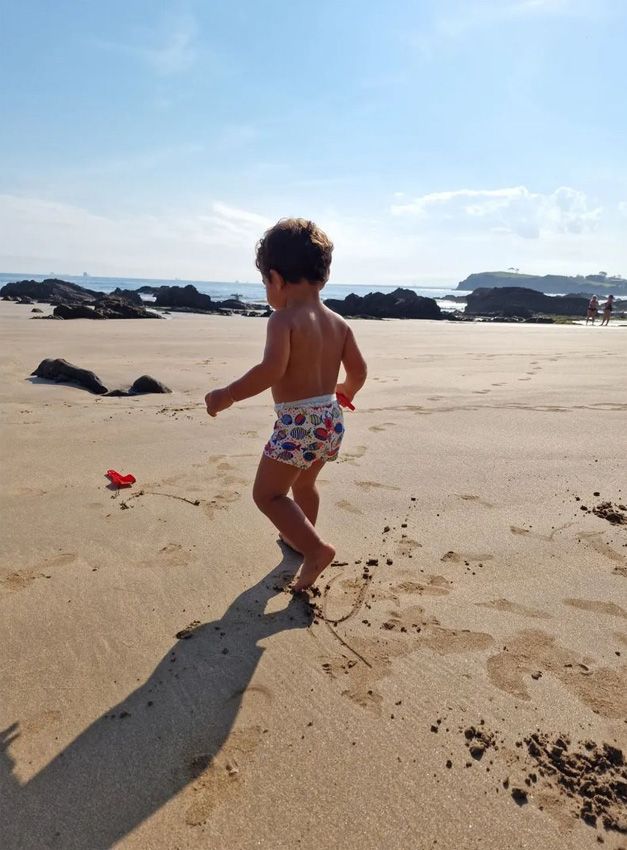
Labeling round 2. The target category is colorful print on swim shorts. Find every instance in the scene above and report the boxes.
[264,401,344,469]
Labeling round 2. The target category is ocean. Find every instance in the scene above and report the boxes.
[0,273,468,311]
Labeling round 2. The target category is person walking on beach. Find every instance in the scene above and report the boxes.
[586,295,599,325]
[204,218,368,590]
[600,294,614,326]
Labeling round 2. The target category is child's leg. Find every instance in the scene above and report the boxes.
[253,456,334,590]
[278,459,326,554]
[292,459,325,526]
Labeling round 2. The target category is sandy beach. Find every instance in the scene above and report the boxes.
[1,300,625,850]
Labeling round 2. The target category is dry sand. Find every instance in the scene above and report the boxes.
[1,300,626,850]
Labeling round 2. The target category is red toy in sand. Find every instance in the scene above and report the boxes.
[337,392,355,411]
[106,469,136,487]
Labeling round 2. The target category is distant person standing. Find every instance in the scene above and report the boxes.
[586,295,599,325]
[600,294,614,326]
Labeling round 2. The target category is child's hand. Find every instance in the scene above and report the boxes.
[205,388,234,418]
[335,382,353,403]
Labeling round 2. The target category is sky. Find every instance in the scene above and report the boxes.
[1,0,626,285]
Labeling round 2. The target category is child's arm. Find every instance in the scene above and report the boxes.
[336,326,367,402]
[205,312,290,416]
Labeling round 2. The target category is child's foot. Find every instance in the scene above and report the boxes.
[279,534,302,554]
[293,542,335,592]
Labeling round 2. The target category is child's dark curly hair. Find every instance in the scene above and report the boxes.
[255,218,333,284]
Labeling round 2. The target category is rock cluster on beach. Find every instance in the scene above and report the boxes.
[31,358,172,395]
[1,279,161,319]
[465,287,589,319]
[2,277,622,323]
[325,287,442,320]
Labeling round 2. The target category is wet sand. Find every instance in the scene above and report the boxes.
[1,300,626,849]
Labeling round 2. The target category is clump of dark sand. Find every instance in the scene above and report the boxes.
[592,501,627,526]
[463,724,497,761]
[520,733,626,833]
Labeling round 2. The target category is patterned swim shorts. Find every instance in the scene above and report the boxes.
[264,394,345,470]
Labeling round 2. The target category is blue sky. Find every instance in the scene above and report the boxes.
[1,0,626,283]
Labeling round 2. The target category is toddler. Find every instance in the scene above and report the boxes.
[205,219,367,590]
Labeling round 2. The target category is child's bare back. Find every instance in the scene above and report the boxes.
[204,218,367,591]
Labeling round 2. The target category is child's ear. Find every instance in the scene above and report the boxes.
[268,269,285,289]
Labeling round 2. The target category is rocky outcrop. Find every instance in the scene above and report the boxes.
[31,359,172,395]
[457,271,627,297]
[465,287,588,318]
[325,288,441,320]
[1,278,98,305]
[154,284,216,311]
[109,288,143,305]
[53,297,161,319]
[31,358,109,394]
[105,376,172,397]
[54,304,103,320]
[93,296,162,319]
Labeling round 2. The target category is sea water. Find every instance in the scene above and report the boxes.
[0,272,469,311]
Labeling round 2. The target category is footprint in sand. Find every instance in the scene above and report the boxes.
[356,481,401,492]
[389,575,451,598]
[339,445,367,465]
[1,553,77,593]
[335,499,363,515]
[140,544,192,569]
[476,599,551,620]
[510,523,572,542]
[1,569,45,593]
[440,550,493,564]
[577,531,626,565]
[454,493,494,508]
[563,598,627,619]
[486,629,627,719]
[184,725,263,825]
[395,537,422,557]
[320,600,493,716]
[21,709,62,735]
[368,422,397,433]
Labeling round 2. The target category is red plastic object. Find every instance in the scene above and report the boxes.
[106,469,136,488]
[337,392,355,411]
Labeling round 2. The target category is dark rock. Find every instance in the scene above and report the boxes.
[0,278,99,305]
[136,285,161,295]
[219,298,248,310]
[325,288,441,320]
[511,787,528,805]
[54,304,103,320]
[129,375,171,395]
[31,358,108,394]
[93,296,162,319]
[154,284,215,312]
[31,307,43,313]
[465,287,588,318]
[108,288,143,305]
[17,295,34,304]
[105,375,172,397]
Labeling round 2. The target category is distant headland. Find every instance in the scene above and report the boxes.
[456,271,627,296]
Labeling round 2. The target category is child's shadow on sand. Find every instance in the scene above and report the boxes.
[1,552,309,850]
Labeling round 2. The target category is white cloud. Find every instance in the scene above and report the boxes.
[390,185,603,239]
[410,0,604,57]
[0,191,624,285]
[95,14,197,76]
[0,195,270,279]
